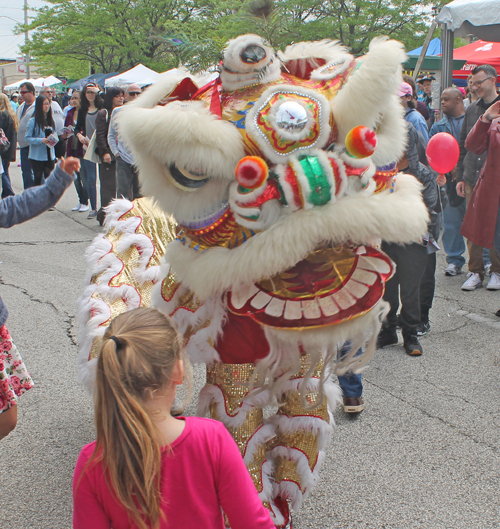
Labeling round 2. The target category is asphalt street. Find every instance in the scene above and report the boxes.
[1,164,499,529]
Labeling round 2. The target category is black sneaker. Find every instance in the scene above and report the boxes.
[377,326,398,348]
[403,332,423,356]
[416,321,430,336]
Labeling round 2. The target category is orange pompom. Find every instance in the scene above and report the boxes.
[345,126,377,159]
[235,156,269,189]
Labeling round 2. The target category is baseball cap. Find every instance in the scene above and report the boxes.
[417,75,436,83]
[398,82,413,97]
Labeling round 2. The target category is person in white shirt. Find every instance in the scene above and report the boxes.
[16,82,36,189]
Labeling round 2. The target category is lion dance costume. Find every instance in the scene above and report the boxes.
[78,35,428,527]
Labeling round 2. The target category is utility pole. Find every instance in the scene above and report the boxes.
[24,0,30,78]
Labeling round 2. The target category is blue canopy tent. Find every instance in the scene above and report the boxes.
[67,72,118,90]
[407,38,443,56]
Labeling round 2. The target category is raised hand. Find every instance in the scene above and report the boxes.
[60,156,80,174]
[484,100,500,122]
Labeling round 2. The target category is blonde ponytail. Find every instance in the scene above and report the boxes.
[88,308,187,529]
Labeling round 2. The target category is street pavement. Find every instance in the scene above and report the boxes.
[1,163,499,529]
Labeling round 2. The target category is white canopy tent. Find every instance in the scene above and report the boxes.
[4,78,28,90]
[437,0,500,88]
[105,64,159,87]
[42,75,62,87]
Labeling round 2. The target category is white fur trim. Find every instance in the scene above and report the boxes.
[270,445,327,510]
[181,295,226,364]
[278,40,352,81]
[327,152,348,198]
[260,460,275,504]
[331,37,407,166]
[270,414,333,450]
[245,85,331,164]
[230,180,268,205]
[118,99,245,225]
[244,423,276,464]
[166,174,428,300]
[77,198,168,390]
[221,35,281,91]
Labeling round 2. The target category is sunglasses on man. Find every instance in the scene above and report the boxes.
[127,91,141,96]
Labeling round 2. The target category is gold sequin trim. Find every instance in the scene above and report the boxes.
[278,390,329,421]
[206,363,255,415]
[273,457,303,491]
[276,431,319,472]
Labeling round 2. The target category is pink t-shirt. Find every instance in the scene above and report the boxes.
[73,417,274,529]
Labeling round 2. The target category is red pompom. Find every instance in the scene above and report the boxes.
[235,156,269,189]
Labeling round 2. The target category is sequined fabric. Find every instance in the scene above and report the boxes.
[88,198,176,360]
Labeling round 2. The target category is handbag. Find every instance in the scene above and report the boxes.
[0,128,10,154]
[83,131,100,163]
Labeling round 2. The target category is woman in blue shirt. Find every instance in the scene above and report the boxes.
[25,95,57,186]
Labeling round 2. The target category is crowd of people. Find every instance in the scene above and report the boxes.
[1,81,142,224]
[376,65,500,360]
[0,59,500,529]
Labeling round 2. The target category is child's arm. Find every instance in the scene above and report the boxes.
[0,159,78,228]
[216,424,275,529]
[73,448,112,529]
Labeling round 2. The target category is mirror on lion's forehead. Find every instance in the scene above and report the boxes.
[275,101,308,131]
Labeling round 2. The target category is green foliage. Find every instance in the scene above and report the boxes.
[17,0,440,79]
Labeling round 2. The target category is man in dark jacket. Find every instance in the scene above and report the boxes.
[456,64,500,291]
[378,123,438,356]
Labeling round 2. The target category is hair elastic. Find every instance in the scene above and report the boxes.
[110,335,121,348]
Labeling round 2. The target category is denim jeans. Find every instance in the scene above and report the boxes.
[494,202,500,255]
[337,343,363,399]
[20,146,34,189]
[116,156,141,200]
[1,157,15,198]
[82,159,97,211]
[442,201,466,268]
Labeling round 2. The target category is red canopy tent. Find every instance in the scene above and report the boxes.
[452,40,500,79]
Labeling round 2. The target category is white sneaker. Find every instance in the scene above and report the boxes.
[72,204,81,211]
[79,204,90,212]
[444,263,462,276]
[461,273,483,291]
[486,272,500,291]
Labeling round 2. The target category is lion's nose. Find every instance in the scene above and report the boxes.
[240,44,266,64]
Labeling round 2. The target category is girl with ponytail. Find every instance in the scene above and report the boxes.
[73,307,274,529]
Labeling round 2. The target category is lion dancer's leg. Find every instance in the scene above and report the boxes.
[266,353,341,527]
[197,312,277,524]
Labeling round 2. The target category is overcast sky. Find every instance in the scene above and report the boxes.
[0,0,45,59]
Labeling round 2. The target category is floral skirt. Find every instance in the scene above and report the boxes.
[0,325,34,414]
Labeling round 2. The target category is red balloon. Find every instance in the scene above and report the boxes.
[426,132,460,174]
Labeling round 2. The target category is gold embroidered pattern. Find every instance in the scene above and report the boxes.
[272,457,303,491]
[276,431,319,471]
[206,363,255,415]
